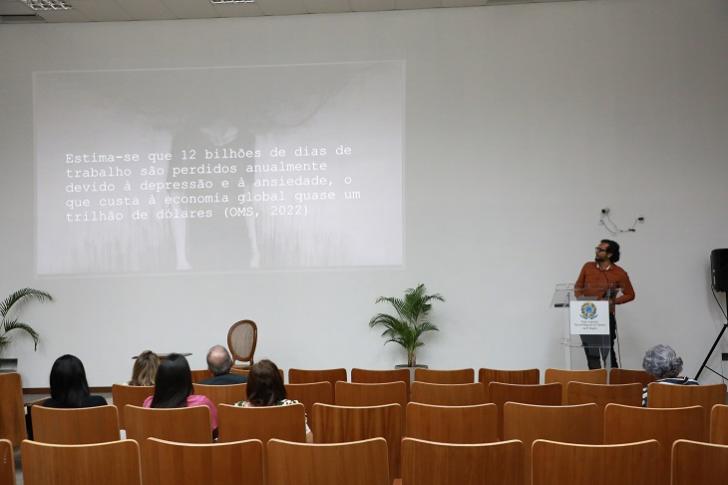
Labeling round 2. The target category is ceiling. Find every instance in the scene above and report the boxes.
[0,0,580,23]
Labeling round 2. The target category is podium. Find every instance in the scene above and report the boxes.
[551,283,614,370]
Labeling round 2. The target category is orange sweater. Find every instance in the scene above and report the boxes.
[574,262,635,311]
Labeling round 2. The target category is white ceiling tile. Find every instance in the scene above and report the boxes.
[159,0,219,19]
[349,0,393,12]
[36,8,90,21]
[69,0,132,21]
[114,0,177,20]
[301,0,350,14]
[255,0,307,16]
[210,2,265,17]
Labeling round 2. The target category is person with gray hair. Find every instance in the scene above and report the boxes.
[200,345,247,385]
[641,344,698,406]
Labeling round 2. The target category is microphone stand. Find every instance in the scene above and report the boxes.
[695,291,728,380]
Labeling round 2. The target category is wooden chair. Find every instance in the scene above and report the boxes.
[710,404,728,444]
[414,368,474,384]
[671,439,728,485]
[401,437,523,485]
[335,381,407,409]
[190,369,214,383]
[0,372,26,447]
[0,439,14,485]
[565,382,643,441]
[351,368,410,396]
[479,368,540,400]
[503,403,600,484]
[608,368,656,386]
[604,404,705,484]
[647,382,726,430]
[405,402,498,443]
[313,403,401,479]
[288,368,347,390]
[487,382,562,439]
[192,383,247,406]
[145,437,264,485]
[228,319,257,368]
[285,382,333,429]
[218,403,306,443]
[410,382,486,406]
[21,439,142,485]
[111,384,154,429]
[267,437,390,485]
[531,439,660,485]
[32,405,120,444]
[544,368,607,404]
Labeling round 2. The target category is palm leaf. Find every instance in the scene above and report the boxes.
[0,288,53,318]
[2,319,40,350]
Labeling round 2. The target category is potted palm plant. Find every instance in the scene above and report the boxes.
[0,288,53,372]
[369,283,444,369]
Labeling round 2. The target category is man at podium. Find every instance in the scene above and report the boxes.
[574,239,635,369]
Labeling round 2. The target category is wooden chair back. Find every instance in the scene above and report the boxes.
[414,368,474,384]
[401,437,523,485]
[351,368,410,396]
[228,319,258,367]
[405,402,498,443]
[21,439,141,485]
[0,372,26,446]
[288,368,347,390]
[145,437,264,485]
[312,403,401,479]
[608,368,656,386]
[488,382,562,439]
[32,405,120,444]
[647,382,726,430]
[230,368,283,380]
[335,381,407,409]
[604,403,705,483]
[544,368,607,404]
[111,384,154,429]
[285,382,333,429]
[192,383,247,406]
[124,404,211,455]
[190,369,213,383]
[503,403,600,484]
[218,403,306,443]
[479,368,540,400]
[531,439,660,485]
[0,439,14,485]
[410,382,486,406]
[266,437,390,485]
[671,439,728,485]
[565,382,643,441]
[710,404,728,444]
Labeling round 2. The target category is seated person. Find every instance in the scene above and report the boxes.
[641,344,699,406]
[199,345,247,385]
[234,359,312,441]
[128,350,159,386]
[43,354,107,408]
[143,353,218,431]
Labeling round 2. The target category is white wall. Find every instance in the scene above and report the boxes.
[1,0,727,387]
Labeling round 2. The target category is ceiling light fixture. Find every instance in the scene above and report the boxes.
[20,0,72,10]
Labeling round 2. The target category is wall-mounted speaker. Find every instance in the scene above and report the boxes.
[711,249,728,292]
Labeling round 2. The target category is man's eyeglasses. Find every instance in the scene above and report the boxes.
[595,247,608,252]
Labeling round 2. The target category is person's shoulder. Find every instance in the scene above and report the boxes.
[86,395,108,407]
[188,394,215,407]
[278,399,301,406]
[612,263,630,275]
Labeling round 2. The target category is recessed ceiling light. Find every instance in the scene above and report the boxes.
[20,0,72,11]
[210,0,256,4]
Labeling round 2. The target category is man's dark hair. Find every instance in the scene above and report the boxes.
[601,239,621,263]
[246,359,286,406]
[150,353,193,408]
[49,354,91,407]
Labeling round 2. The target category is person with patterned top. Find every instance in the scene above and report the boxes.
[641,344,699,406]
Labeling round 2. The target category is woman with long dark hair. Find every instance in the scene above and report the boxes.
[142,353,217,430]
[43,354,107,408]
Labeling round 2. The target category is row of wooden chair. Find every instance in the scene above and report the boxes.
[26,400,728,480]
[11,435,728,485]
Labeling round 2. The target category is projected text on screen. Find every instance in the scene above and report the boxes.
[34,62,404,274]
